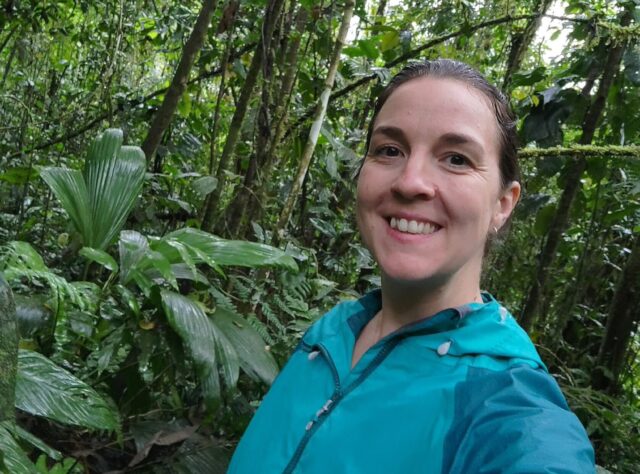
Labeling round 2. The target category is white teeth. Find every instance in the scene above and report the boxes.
[389,217,438,235]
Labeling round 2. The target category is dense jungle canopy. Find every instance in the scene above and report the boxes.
[0,0,639,472]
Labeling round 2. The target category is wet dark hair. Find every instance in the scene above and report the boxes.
[363,59,520,189]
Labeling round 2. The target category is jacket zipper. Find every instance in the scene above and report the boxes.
[282,337,403,474]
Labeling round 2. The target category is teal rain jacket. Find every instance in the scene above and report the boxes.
[228,291,595,473]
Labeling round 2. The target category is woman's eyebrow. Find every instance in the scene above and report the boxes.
[371,125,407,143]
[438,132,484,154]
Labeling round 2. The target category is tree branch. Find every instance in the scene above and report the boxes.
[2,42,257,160]
[518,145,640,160]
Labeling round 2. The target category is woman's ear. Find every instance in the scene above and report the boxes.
[493,181,521,230]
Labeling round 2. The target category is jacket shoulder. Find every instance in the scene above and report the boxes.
[442,365,595,474]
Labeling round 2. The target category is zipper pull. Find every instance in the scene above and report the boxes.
[315,399,333,417]
[305,399,334,431]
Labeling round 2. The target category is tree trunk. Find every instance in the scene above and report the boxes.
[502,0,553,91]
[0,274,17,422]
[223,4,309,238]
[209,1,238,175]
[274,0,355,242]
[201,0,286,232]
[519,9,633,332]
[141,0,219,165]
[593,235,640,392]
[219,0,280,237]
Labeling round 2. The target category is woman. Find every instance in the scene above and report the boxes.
[228,60,595,473]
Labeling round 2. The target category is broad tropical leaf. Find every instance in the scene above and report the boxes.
[0,274,17,423]
[119,230,150,286]
[160,291,222,408]
[15,350,120,431]
[159,228,298,271]
[10,423,62,460]
[0,422,36,473]
[160,291,241,407]
[213,307,278,385]
[41,129,145,251]
[80,247,119,273]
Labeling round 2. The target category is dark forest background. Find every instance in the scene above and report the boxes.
[0,0,639,472]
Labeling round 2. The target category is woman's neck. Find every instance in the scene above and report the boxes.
[376,273,482,338]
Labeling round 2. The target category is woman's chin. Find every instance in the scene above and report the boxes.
[380,267,444,288]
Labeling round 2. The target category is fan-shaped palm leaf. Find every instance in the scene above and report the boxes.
[41,129,145,251]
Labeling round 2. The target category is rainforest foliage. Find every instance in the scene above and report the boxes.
[0,0,639,472]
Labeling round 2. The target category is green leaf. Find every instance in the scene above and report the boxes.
[118,230,149,285]
[0,166,39,185]
[380,31,400,52]
[192,176,217,197]
[10,424,62,461]
[85,131,146,250]
[40,167,93,248]
[213,307,278,385]
[162,228,298,271]
[511,66,547,87]
[42,129,146,251]
[2,242,91,310]
[534,204,557,237]
[114,284,140,317]
[342,46,364,58]
[15,350,120,431]
[153,441,228,474]
[357,39,379,60]
[146,250,178,289]
[80,247,118,273]
[160,291,222,409]
[3,241,46,272]
[0,422,37,473]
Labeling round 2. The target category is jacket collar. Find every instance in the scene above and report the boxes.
[302,289,546,371]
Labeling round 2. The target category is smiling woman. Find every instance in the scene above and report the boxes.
[228,60,595,474]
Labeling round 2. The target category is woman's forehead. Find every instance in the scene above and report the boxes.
[374,77,501,149]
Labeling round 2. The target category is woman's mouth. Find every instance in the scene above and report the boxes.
[389,217,441,235]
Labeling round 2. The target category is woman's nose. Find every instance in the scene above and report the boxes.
[390,154,437,200]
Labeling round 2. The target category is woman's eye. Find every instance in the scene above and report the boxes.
[375,146,402,158]
[446,154,470,167]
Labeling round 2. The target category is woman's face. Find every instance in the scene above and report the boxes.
[356,77,520,292]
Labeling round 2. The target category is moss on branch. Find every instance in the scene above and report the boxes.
[519,145,640,160]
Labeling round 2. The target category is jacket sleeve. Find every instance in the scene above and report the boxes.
[442,365,595,474]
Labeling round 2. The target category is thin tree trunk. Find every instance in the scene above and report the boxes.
[209,15,238,174]
[201,0,286,232]
[593,235,640,392]
[0,275,17,423]
[519,9,633,332]
[502,0,553,91]
[274,0,355,242]
[141,0,219,165]
[0,23,17,56]
[225,4,309,238]
[1,36,16,89]
[221,11,278,237]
